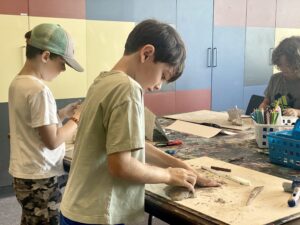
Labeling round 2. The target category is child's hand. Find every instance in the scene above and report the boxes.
[59,100,81,120]
[283,108,298,117]
[72,106,81,121]
[166,167,197,193]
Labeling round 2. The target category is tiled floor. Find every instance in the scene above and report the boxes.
[0,185,168,225]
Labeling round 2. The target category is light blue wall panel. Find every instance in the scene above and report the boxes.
[244,27,275,86]
[86,0,176,23]
[176,0,213,90]
[212,27,245,111]
[243,85,266,110]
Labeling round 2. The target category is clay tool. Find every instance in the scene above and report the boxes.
[246,186,264,206]
[228,156,244,163]
[211,166,231,172]
[155,140,183,147]
[201,166,251,186]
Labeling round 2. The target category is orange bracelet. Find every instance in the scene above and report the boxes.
[70,117,79,125]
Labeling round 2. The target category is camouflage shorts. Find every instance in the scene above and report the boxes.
[13,176,62,225]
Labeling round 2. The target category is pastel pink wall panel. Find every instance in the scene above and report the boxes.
[214,0,246,27]
[246,0,276,27]
[276,0,300,28]
[0,0,28,15]
[144,92,176,116]
[29,0,85,19]
[175,90,211,114]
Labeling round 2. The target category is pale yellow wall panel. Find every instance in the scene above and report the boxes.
[0,15,28,102]
[29,17,87,99]
[273,28,300,73]
[86,20,135,86]
[275,28,300,46]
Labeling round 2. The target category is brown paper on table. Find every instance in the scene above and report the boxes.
[165,110,251,131]
[166,120,222,138]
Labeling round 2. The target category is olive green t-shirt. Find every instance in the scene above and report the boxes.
[264,72,300,109]
[61,71,145,224]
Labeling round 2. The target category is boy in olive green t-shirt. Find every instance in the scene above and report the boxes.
[60,19,220,225]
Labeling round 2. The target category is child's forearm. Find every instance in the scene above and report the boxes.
[145,142,185,168]
[37,119,78,150]
[107,150,196,191]
[145,142,203,174]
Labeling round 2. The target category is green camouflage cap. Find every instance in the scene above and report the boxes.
[28,23,84,72]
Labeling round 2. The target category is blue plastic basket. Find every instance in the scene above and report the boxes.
[268,119,300,169]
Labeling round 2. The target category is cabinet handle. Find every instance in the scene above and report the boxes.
[213,47,218,67]
[269,48,274,65]
[207,48,212,67]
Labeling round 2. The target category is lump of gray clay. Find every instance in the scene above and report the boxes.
[164,186,196,201]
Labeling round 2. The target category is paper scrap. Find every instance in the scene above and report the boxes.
[166,120,222,138]
[165,110,251,131]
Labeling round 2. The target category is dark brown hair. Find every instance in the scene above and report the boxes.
[24,31,60,60]
[124,19,186,82]
[272,36,300,72]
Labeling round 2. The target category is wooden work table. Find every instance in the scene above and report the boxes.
[63,118,300,225]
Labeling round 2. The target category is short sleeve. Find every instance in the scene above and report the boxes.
[29,88,58,128]
[106,100,145,154]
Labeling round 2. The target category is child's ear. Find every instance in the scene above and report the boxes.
[140,44,155,63]
[41,51,51,63]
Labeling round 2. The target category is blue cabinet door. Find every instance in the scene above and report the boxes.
[175,0,213,112]
[212,0,247,111]
[176,0,213,91]
[212,27,246,111]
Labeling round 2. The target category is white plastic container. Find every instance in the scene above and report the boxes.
[254,116,298,149]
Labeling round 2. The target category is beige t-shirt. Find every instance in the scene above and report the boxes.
[61,71,145,224]
[8,75,65,179]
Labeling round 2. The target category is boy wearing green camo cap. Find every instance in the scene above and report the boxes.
[9,23,83,225]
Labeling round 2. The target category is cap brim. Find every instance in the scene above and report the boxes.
[63,57,84,72]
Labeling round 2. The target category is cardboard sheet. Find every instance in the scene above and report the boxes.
[165,110,251,131]
[166,120,222,138]
[146,157,297,225]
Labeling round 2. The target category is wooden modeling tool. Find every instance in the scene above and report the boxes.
[201,166,251,186]
[246,186,264,206]
[211,166,231,172]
